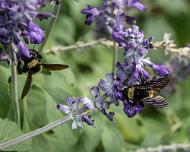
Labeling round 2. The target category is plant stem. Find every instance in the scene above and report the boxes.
[45,38,114,54]
[0,115,72,150]
[113,42,118,77]
[38,1,61,52]
[10,48,20,127]
[134,143,190,152]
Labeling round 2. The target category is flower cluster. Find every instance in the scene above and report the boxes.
[80,0,170,121]
[57,97,95,129]
[0,0,55,59]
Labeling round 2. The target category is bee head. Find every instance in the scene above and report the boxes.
[30,49,42,60]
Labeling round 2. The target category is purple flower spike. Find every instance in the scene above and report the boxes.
[81,5,100,25]
[0,0,53,60]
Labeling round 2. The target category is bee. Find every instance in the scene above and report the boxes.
[17,49,69,99]
[123,75,171,108]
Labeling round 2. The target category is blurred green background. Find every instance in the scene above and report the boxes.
[1,0,190,152]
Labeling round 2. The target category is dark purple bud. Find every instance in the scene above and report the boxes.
[143,37,153,49]
[81,115,94,126]
[100,108,115,121]
[36,12,53,20]
[81,5,100,25]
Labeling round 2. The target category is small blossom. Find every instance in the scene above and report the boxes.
[152,64,170,76]
[17,42,30,58]
[23,22,45,44]
[81,5,100,25]
[123,100,144,117]
[127,0,146,11]
[57,97,94,129]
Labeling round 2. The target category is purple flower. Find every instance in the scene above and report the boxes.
[23,22,45,44]
[90,86,116,121]
[81,5,100,25]
[152,64,170,76]
[80,0,170,121]
[17,42,30,58]
[81,114,94,126]
[127,0,146,11]
[123,100,144,117]
[57,97,94,129]
[0,0,52,60]
[99,73,118,98]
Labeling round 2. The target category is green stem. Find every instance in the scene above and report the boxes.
[10,48,20,127]
[38,1,61,52]
[113,42,118,77]
[0,115,72,150]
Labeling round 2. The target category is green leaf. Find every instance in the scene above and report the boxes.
[0,66,11,118]
[0,119,31,151]
[102,124,126,152]
[143,16,175,41]
[155,0,189,15]
[72,117,103,152]
[116,114,143,144]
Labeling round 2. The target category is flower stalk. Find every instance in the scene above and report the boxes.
[0,115,72,150]
[38,1,61,52]
[134,143,190,152]
[113,42,118,77]
[9,46,20,127]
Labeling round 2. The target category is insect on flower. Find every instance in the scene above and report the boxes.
[17,50,69,99]
[123,75,171,108]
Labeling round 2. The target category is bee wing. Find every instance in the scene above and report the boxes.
[142,95,168,108]
[136,75,171,91]
[21,74,32,99]
[40,63,69,71]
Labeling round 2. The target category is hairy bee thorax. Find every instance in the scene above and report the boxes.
[27,59,39,69]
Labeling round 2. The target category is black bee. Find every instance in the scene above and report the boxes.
[17,49,69,99]
[123,75,171,108]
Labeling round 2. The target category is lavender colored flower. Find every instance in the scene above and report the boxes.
[99,73,122,100]
[0,0,53,58]
[23,22,45,44]
[123,100,144,117]
[17,42,30,58]
[90,86,115,121]
[127,0,146,11]
[81,5,100,25]
[57,97,94,129]
[79,0,171,121]
[151,64,170,76]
